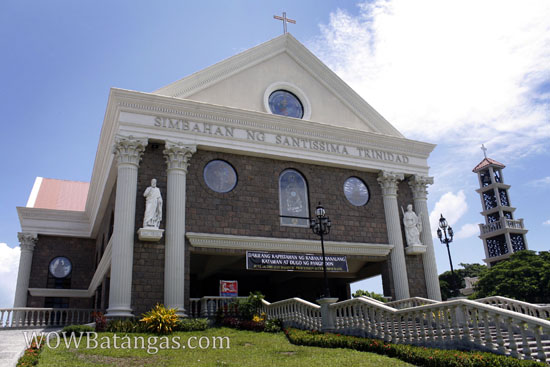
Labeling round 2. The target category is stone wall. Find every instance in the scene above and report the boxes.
[27,235,95,308]
[186,150,389,243]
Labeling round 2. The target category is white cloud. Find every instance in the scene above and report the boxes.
[429,190,468,237]
[529,176,550,187]
[0,243,20,308]
[455,223,479,240]
[543,219,550,226]
[311,0,550,156]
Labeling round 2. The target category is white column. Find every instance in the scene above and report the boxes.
[409,175,442,301]
[106,135,147,318]
[163,141,196,317]
[377,171,410,300]
[13,232,38,307]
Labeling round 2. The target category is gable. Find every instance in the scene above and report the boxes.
[153,34,403,137]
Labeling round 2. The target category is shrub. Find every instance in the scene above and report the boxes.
[264,318,282,333]
[236,292,264,320]
[61,324,95,336]
[284,328,546,367]
[107,318,145,333]
[16,336,44,367]
[92,311,106,332]
[140,304,179,335]
[175,318,209,331]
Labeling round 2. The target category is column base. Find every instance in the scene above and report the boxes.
[105,307,134,319]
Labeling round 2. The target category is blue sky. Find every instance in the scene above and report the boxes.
[0,1,549,306]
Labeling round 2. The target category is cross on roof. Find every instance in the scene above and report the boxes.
[273,12,296,34]
[481,144,488,158]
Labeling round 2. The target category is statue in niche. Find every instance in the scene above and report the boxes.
[143,178,163,228]
[402,204,422,246]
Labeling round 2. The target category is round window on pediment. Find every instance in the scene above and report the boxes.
[343,177,370,206]
[49,256,72,278]
[263,82,311,120]
[268,90,304,119]
[203,160,238,193]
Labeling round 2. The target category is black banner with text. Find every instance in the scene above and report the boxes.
[246,251,348,272]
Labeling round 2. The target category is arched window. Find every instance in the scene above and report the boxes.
[279,169,309,227]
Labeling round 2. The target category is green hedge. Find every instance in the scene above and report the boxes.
[16,336,44,367]
[175,318,209,332]
[284,328,546,367]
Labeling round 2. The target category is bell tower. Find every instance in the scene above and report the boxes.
[473,145,528,267]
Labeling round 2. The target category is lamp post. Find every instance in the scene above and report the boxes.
[436,214,457,297]
[310,202,332,298]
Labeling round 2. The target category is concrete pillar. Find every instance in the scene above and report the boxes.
[377,171,410,300]
[409,175,442,301]
[317,297,338,332]
[163,141,196,317]
[106,135,147,318]
[13,232,38,307]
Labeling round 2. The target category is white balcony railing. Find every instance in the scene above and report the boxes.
[480,218,524,235]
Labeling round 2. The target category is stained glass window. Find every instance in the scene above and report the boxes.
[203,160,237,193]
[268,90,304,118]
[343,177,369,206]
[49,257,72,279]
[279,169,309,227]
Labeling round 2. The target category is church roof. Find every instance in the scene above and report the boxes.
[26,177,89,211]
[153,33,404,137]
[472,157,506,173]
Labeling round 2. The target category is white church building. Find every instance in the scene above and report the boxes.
[14,34,442,318]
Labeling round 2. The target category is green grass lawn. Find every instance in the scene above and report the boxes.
[37,328,416,367]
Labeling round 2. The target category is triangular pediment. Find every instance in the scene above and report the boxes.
[153,34,403,137]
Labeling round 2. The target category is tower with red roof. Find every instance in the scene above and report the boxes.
[473,145,528,267]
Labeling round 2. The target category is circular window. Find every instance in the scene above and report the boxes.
[268,90,304,118]
[49,257,72,278]
[203,160,237,193]
[343,177,370,206]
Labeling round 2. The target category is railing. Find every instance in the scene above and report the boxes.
[480,218,524,235]
[475,296,550,320]
[0,308,95,328]
[188,297,246,318]
[385,297,440,309]
[326,297,550,363]
[262,298,321,330]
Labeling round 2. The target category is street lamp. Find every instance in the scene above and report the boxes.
[436,214,457,297]
[310,202,332,298]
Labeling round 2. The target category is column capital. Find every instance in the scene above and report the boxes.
[377,171,404,196]
[163,141,197,172]
[17,232,37,252]
[409,175,434,200]
[112,135,148,167]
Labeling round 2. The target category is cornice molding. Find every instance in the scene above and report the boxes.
[186,232,393,257]
[17,207,91,237]
[28,288,89,298]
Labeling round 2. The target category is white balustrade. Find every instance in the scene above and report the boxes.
[475,296,550,319]
[0,308,94,328]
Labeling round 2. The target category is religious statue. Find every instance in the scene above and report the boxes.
[143,178,163,229]
[402,204,422,246]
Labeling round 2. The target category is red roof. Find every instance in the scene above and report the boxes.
[27,177,89,211]
[472,157,506,173]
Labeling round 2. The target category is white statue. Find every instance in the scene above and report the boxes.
[402,204,422,246]
[143,178,163,228]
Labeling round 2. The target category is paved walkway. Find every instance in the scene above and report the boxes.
[0,328,57,367]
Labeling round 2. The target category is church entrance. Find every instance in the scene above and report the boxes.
[188,251,386,303]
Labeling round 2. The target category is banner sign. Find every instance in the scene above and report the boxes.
[220,280,238,297]
[246,251,348,272]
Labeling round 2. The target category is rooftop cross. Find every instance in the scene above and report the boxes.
[481,144,488,158]
[273,12,296,34]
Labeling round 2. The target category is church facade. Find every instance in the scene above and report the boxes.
[14,34,441,317]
